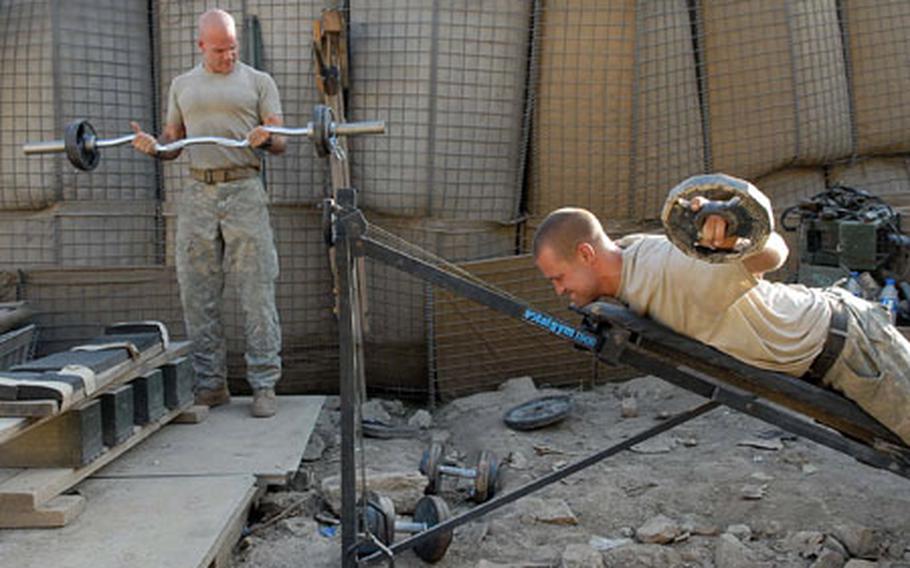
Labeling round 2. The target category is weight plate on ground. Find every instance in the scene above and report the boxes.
[412,495,453,563]
[359,491,396,553]
[503,394,574,431]
[419,441,445,494]
[64,119,100,171]
[473,450,499,503]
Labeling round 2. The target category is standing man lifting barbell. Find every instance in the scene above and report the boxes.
[132,8,286,418]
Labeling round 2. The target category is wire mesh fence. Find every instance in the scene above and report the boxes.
[0,0,909,398]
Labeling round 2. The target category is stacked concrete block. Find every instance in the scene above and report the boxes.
[348,0,530,221]
[702,0,852,181]
[844,0,910,156]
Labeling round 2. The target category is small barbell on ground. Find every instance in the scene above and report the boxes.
[420,441,500,503]
[22,104,384,171]
[359,492,453,563]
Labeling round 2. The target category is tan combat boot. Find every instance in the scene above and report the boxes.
[251,388,277,418]
[195,385,231,408]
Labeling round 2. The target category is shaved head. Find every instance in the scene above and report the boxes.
[198,9,235,38]
[532,207,608,260]
[197,9,238,74]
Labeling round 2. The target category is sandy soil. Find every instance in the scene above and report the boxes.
[232,375,910,568]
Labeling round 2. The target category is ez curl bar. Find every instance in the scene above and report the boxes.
[22,104,384,171]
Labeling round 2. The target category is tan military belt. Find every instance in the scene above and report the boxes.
[190,167,259,184]
[803,299,849,384]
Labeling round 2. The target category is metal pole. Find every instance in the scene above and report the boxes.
[336,206,360,568]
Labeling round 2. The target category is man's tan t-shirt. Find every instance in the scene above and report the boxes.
[616,234,831,376]
[166,62,282,170]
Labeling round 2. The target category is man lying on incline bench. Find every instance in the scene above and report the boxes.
[532,173,910,445]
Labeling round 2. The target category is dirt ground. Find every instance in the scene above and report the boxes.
[231,375,910,568]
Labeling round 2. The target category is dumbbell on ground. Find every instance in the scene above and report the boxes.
[359,492,453,563]
[419,441,500,503]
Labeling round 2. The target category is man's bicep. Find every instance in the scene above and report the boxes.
[259,75,283,121]
[262,113,283,127]
[162,122,185,142]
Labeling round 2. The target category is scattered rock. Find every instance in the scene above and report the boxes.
[561,543,605,567]
[520,497,578,526]
[380,399,406,416]
[321,470,427,515]
[810,549,847,568]
[727,524,752,542]
[361,400,392,425]
[630,438,676,454]
[636,514,681,544]
[715,533,761,568]
[844,560,878,568]
[509,451,529,470]
[499,376,539,399]
[784,531,826,558]
[834,525,886,559]
[738,438,784,451]
[589,536,633,552]
[750,471,774,482]
[602,543,683,568]
[407,409,432,429]
[302,433,326,462]
[620,397,638,418]
[740,484,766,500]
[824,535,849,558]
[802,463,819,475]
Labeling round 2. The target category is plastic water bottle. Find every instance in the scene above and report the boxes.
[879,278,899,324]
[845,271,863,297]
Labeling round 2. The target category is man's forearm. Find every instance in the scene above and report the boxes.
[743,232,788,275]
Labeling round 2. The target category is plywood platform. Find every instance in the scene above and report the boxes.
[99,395,324,486]
[0,395,325,568]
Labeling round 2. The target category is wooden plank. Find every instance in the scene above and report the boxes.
[0,341,191,445]
[0,399,104,468]
[97,396,324,486]
[0,494,85,529]
[207,484,264,568]
[0,475,257,568]
[0,398,192,515]
[0,399,57,417]
[173,405,209,424]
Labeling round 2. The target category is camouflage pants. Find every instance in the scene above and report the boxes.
[822,287,910,444]
[176,176,281,392]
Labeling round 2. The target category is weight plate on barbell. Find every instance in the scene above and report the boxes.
[359,491,396,552]
[473,450,499,503]
[64,118,100,171]
[312,104,334,158]
[419,441,445,494]
[503,394,574,431]
[412,495,453,563]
